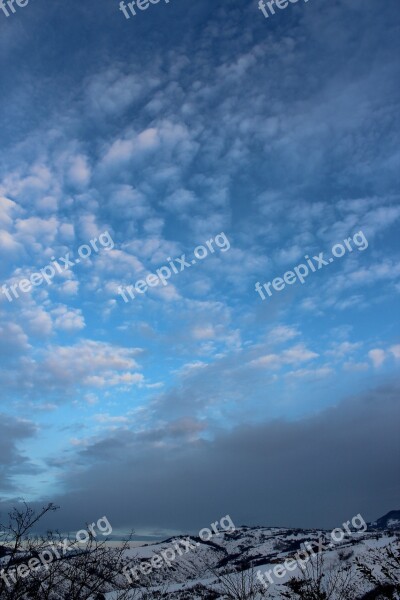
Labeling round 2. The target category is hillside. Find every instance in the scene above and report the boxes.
[112,514,400,599]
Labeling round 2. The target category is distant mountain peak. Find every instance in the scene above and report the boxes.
[369,510,400,530]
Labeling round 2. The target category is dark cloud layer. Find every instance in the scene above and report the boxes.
[14,382,398,535]
[0,415,38,492]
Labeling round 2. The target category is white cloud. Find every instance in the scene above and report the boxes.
[164,189,197,212]
[59,223,75,241]
[250,344,318,369]
[94,413,130,424]
[67,155,91,189]
[57,280,79,296]
[276,245,303,264]
[368,349,386,368]
[40,340,144,390]
[192,325,215,340]
[84,68,159,117]
[176,361,207,376]
[286,367,333,379]
[84,393,98,405]
[51,305,85,332]
[0,322,31,355]
[326,341,362,359]
[268,325,299,344]
[343,361,369,372]
[389,345,400,360]
[0,229,23,254]
[283,345,319,364]
[22,307,53,338]
[15,216,59,246]
[0,196,21,228]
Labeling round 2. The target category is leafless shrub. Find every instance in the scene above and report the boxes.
[356,540,400,599]
[0,502,139,600]
[280,551,360,600]
[197,552,272,600]
[338,550,354,562]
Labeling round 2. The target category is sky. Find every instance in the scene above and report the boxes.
[0,0,399,537]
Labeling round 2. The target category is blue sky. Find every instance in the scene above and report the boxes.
[0,0,399,535]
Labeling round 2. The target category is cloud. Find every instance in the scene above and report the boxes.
[93,413,130,425]
[164,189,197,213]
[326,341,362,359]
[56,279,79,296]
[0,322,31,357]
[0,196,22,228]
[15,216,59,246]
[0,339,145,402]
[40,340,143,389]
[286,366,333,380]
[51,305,85,332]
[389,345,400,360]
[29,382,400,533]
[21,307,53,338]
[192,325,216,340]
[368,349,386,368]
[67,155,91,189]
[268,325,300,344]
[0,415,38,491]
[84,68,160,117]
[343,361,369,373]
[250,344,318,369]
[0,229,23,254]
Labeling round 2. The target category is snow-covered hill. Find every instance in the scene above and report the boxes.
[1,512,398,599]
[111,513,400,599]
[369,510,400,531]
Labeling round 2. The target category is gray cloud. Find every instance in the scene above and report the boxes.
[23,381,400,535]
[0,414,39,492]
